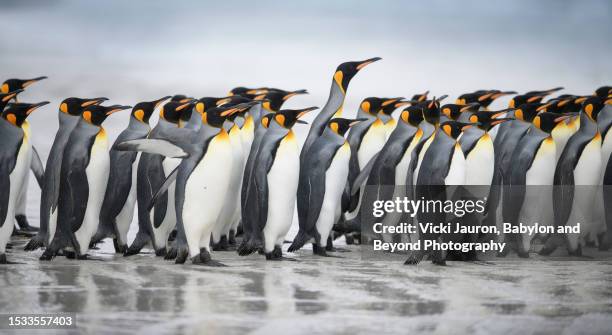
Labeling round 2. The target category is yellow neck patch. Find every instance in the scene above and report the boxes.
[275,114,286,127]
[83,111,92,123]
[134,109,145,122]
[196,102,205,114]
[533,116,541,129]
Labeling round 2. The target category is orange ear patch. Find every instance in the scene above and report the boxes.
[134,109,145,122]
[83,111,92,123]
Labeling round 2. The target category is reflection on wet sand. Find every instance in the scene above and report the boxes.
[2,238,612,334]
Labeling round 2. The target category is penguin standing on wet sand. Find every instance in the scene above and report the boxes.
[541,97,606,256]
[119,102,257,266]
[92,96,170,252]
[0,101,48,263]
[240,107,316,259]
[24,97,108,251]
[40,104,132,260]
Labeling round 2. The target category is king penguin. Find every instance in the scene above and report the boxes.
[0,101,48,263]
[118,102,257,265]
[40,104,132,260]
[125,99,194,256]
[92,96,170,253]
[239,107,317,259]
[24,97,108,251]
[289,117,363,256]
[301,57,381,158]
[378,99,409,139]
[503,112,573,257]
[541,96,606,256]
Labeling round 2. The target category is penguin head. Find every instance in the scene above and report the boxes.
[468,109,514,131]
[423,96,442,124]
[229,87,269,98]
[580,96,606,121]
[0,89,24,112]
[508,87,563,108]
[1,76,47,94]
[328,118,367,136]
[595,86,612,99]
[160,100,194,124]
[440,103,478,120]
[400,106,424,127]
[2,101,49,127]
[261,89,308,112]
[457,90,516,108]
[131,96,171,124]
[440,121,473,139]
[513,103,542,122]
[333,57,381,93]
[260,113,275,128]
[532,112,573,133]
[359,97,400,116]
[203,102,258,128]
[410,90,429,104]
[535,97,574,114]
[379,99,410,117]
[274,106,318,129]
[82,104,132,126]
[59,97,109,116]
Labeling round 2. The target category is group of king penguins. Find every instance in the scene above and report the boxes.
[1,59,611,266]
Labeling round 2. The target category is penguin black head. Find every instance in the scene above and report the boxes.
[509,87,564,108]
[580,96,606,121]
[514,103,542,122]
[203,102,258,128]
[535,96,575,114]
[400,106,424,127]
[229,87,269,98]
[423,97,442,124]
[328,118,367,136]
[468,109,514,131]
[131,96,171,124]
[59,97,109,116]
[160,100,194,124]
[410,90,429,104]
[380,99,410,117]
[171,95,193,103]
[82,104,132,126]
[2,101,49,127]
[274,106,318,129]
[457,90,516,108]
[333,57,381,93]
[440,121,473,139]
[595,86,612,99]
[0,89,23,112]
[1,76,47,94]
[261,89,308,113]
[440,103,478,120]
[359,97,401,116]
[532,112,573,133]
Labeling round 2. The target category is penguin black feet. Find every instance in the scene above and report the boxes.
[124,233,148,257]
[228,229,237,246]
[0,253,21,264]
[212,235,234,251]
[174,247,190,264]
[15,214,39,232]
[39,249,56,261]
[113,239,128,254]
[312,244,343,258]
[325,236,350,253]
[192,249,226,267]
[404,251,424,265]
[265,246,297,261]
[24,234,45,251]
[165,247,177,260]
[597,233,610,251]
[155,247,167,257]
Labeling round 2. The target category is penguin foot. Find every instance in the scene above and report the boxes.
[192,249,226,267]
[39,250,56,261]
[328,247,351,253]
[165,247,177,260]
[15,215,39,232]
[567,244,583,257]
[345,234,355,245]
[113,239,128,254]
[174,248,189,264]
[64,250,77,259]
[265,246,298,261]
[597,233,610,251]
[517,250,530,258]
[431,258,447,266]
[76,254,104,261]
[123,246,143,257]
[24,234,45,251]
[155,247,167,257]
[313,244,343,258]
[228,230,237,246]
[212,236,233,251]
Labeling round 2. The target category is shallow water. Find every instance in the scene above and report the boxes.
[3,236,612,335]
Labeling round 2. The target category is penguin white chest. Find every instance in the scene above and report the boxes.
[263,133,300,251]
[75,132,110,253]
[0,140,30,252]
[526,138,556,185]
[395,130,423,185]
[574,134,602,186]
[600,130,612,183]
[358,120,387,169]
[314,142,350,244]
[465,133,494,185]
[444,143,466,185]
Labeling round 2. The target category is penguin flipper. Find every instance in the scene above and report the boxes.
[0,173,9,226]
[61,166,89,235]
[30,146,45,188]
[148,166,179,211]
[117,139,189,158]
[350,152,379,196]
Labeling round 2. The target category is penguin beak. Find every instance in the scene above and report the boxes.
[490,118,514,126]
[82,97,109,107]
[26,101,50,115]
[437,95,449,102]
[418,91,429,102]
[23,76,48,87]
[536,102,553,112]
[490,91,517,100]
[381,97,404,106]
[282,89,309,101]
[106,105,132,115]
[349,118,369,127]
[296,106,319,119]
[2,89,23,102]
[154,96,172,108]
[295,120,309,125]
[176,101,195,111]
[216,97,233,106]
[574,96,588,104]
[355,57,382,70]
[460,103,480,113]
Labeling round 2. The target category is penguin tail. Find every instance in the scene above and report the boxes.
[237,236,262,256]
[24,233,46,251]
[288,230,311,252]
